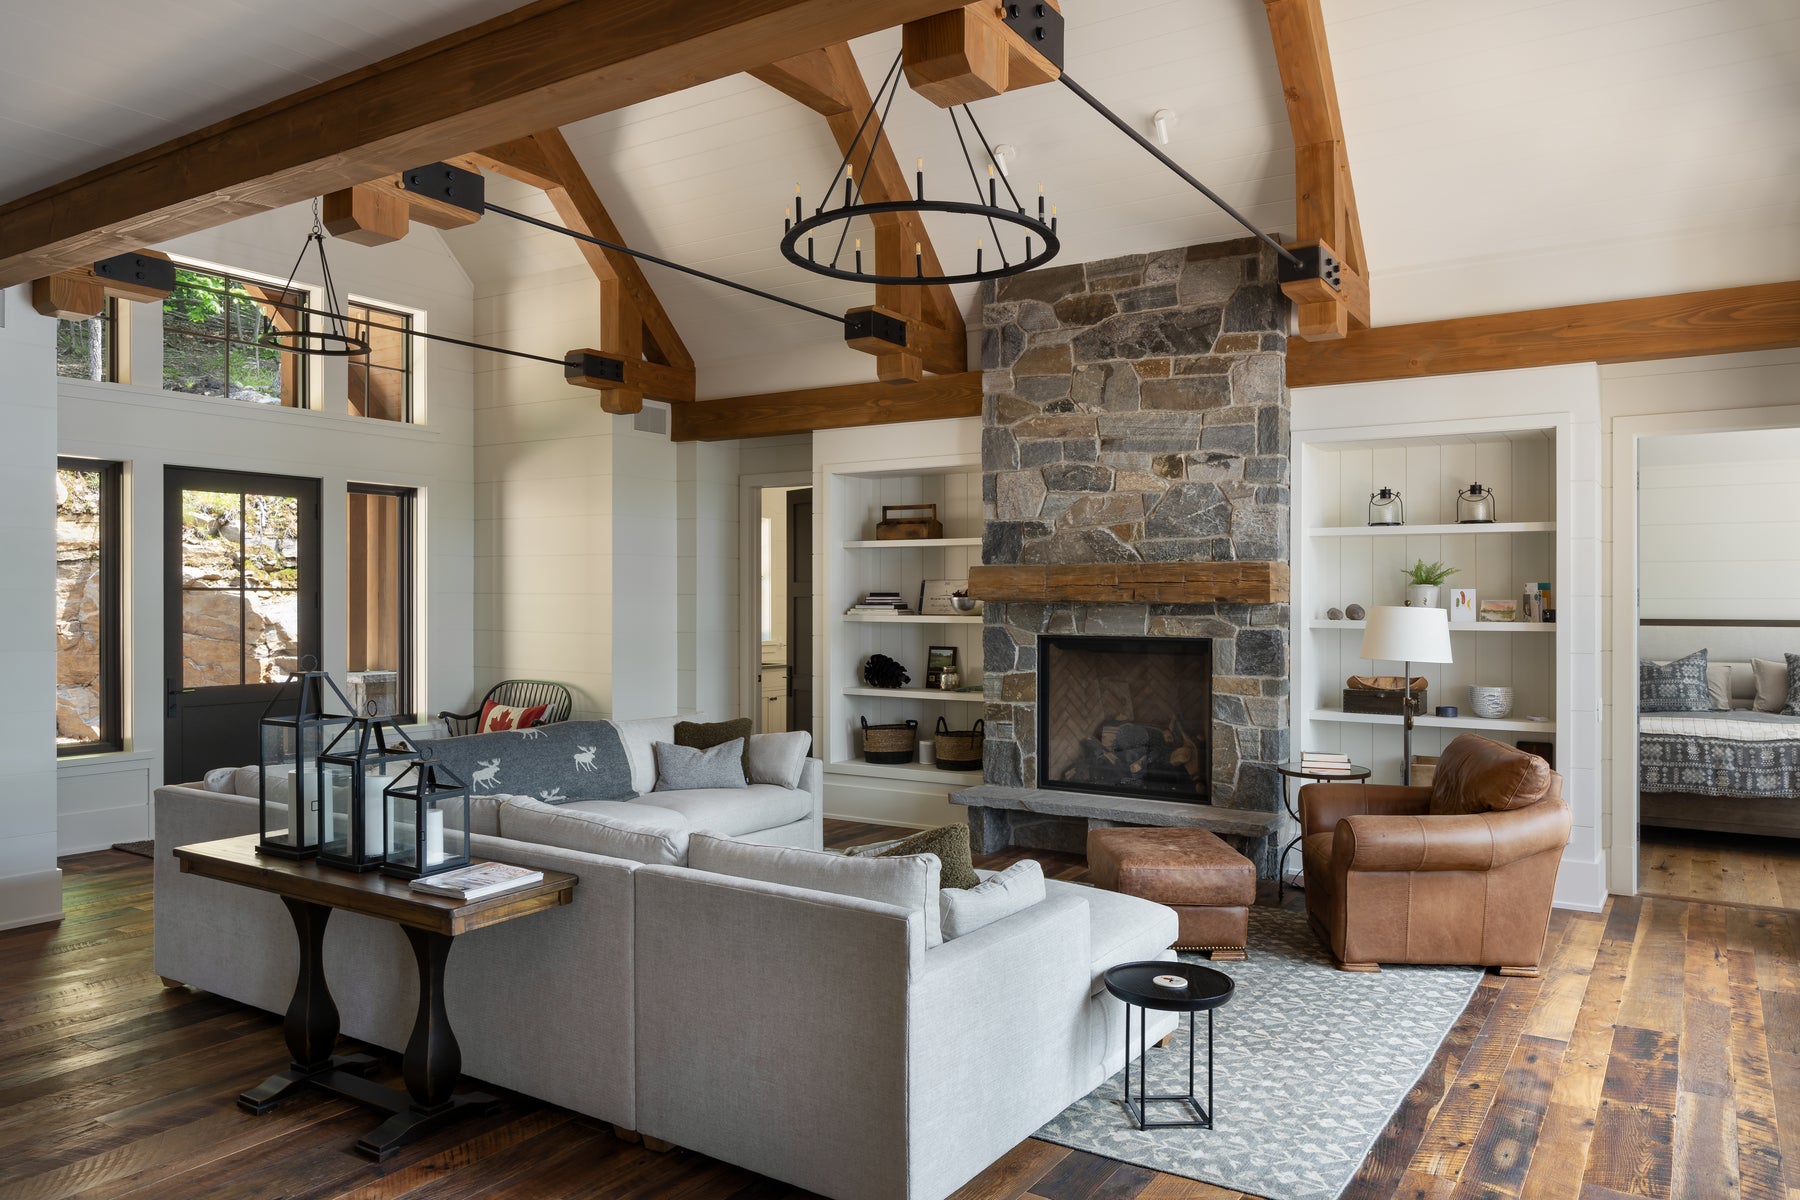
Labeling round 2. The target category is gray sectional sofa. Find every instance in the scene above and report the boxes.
[151,719,1180,1200]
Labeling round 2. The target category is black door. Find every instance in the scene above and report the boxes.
[165,468,320,783]
[785,488,814,748]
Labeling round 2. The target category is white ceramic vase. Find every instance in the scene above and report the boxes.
[1406,584,1440,609]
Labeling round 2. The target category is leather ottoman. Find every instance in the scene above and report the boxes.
[1087,827,1254,959]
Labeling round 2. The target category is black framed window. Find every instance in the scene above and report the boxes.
[347,302,413,422]
[163,264,308,407]
[57,458,123,754]
[56,299,119,382]
[346,485,416,720]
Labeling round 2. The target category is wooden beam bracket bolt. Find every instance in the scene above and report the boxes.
[1276,242,1340,297]
[397,162,486,226]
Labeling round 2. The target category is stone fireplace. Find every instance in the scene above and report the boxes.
[1038,634,1213,803]
[960,236,1291,871]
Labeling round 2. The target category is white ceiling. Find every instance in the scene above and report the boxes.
[2,1,1796,398]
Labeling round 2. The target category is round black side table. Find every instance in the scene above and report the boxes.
[1275,760,1371,902]
[1103,960,1234,1130]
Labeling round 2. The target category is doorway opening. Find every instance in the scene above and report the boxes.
[748,484,813,746]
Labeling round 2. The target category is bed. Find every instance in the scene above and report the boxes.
[1638,626,1800,839]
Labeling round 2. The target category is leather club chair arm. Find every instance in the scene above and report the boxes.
[1335,799,1573,873]
[1299,783,1430,837]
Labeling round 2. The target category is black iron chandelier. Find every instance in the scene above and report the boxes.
[259,199,371,357]
[779,51,1059,286]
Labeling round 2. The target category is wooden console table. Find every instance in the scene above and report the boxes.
[174,835,576,1160]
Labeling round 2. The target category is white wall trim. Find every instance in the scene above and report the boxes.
[0,869,63,932]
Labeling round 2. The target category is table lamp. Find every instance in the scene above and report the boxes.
[1359,605,1453,785]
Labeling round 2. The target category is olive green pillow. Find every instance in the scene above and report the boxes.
[854,823,980,890]
[674,718,753,778]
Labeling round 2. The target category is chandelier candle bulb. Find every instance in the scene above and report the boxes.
[1039,184,1046,220]
[915,241,923,277]
[976,239,983,273]
[855,238,862,273]
[988,164,997,207]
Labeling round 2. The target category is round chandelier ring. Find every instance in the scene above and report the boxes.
[780,199,1059,286]
[257,330,371,358]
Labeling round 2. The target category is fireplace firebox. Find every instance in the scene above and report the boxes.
[1036,635,1213,804]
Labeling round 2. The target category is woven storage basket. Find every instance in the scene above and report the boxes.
[860,717,918,764]
[933,716,985,771]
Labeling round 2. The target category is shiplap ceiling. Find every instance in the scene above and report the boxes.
[2,1,1796,397]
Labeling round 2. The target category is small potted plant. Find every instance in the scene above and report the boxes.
[1402,559,1459,609]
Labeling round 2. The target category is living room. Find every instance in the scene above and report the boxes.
[3,2,1799,1199]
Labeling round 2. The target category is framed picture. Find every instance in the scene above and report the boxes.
[1449,588,1478,623]
[919,578,964,616]
[1477,599,1518,623]
[926,645,958,688]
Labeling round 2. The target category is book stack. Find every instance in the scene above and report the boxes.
[409,861,544,901]
[848,591,912,614]
[1300,751,1357,776]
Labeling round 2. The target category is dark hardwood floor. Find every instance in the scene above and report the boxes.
[1,823,1795,1199]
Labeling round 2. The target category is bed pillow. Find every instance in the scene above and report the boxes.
[1640,650,1710,713]
[1705,663,1734,711]
[1752,658,1790,714]
[1786,653,1800,716]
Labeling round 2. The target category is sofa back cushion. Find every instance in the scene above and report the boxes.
[414,719,635,804]
[745,730,811,789]
[1429,733,1555,815]
[941,859,1045,940]
[687,831,943,947]
[498,795,689,865]
[609,717,678,793]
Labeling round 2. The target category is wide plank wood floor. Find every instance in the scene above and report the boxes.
[1639,825,1800,910]
[1,824,1795,1200]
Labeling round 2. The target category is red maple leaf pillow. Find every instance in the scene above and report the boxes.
[478,700,549,734]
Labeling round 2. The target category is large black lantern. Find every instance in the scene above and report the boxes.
[316,715,420,872]
[257,663,356,859]
[381,758,471,880]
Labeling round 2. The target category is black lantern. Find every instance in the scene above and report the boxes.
[316,714,420,872]
[380,758,471,880]
[257,663,356,859]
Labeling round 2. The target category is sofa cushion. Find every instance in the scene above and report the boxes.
[689,831,943,947]
[558,799,690,832]
[675,718,753,776]
[414,719,635,803]
[610,717,678,794]
[650,786,812,837]
[654,740,747,791]
[746,730,811,789]
[848,823,979,889]
[942,859,1045,940]
[1043,878,1180,997]
[1429,733,1554,815]
[498,796,688,866]
[203,767,237,793]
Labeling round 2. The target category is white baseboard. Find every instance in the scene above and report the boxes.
[57,804,151,855]
[1553,853,1608,912]
[0,868,64,931]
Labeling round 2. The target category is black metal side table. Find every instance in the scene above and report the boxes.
[1275,760,1371,902]
[1103,960,1234,1130]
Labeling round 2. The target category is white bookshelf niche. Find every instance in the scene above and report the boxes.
[1294,425,1567,784]
[822,456,988,804]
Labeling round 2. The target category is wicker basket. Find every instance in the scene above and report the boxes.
[1410,755,1440,787]
[860,717,918,764]
[933,716,985,771]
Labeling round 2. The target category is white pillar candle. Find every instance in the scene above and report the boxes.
[425,807,446,867]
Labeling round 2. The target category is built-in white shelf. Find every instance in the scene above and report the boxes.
[1307,521,1555,538]
[829,758,983,787]
[843,611,983,625]
[842,686,986,704]
[1308,620,1556,634]
[843,537,982,549]
[1309,708,1557,734]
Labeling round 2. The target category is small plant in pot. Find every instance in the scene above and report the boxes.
[1402,559,1459,609]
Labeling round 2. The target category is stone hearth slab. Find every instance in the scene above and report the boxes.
[951,784,1277,863]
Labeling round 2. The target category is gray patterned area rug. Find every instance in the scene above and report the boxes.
[1034,906,1482,1200]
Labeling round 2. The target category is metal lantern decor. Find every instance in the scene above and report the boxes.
[1367,487,1405,527]
[316,713,420,872]
[381,758,471,880]
[256,661,357,859]
[1456,482,1499,524]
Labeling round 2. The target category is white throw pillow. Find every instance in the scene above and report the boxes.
[746,731,811,789]
[607,716,679,794]
[1752,658,1790,714]
[498,795,689,866]
[688,831,943,947]
[232,765,264,798]
[1705,663,1732,711]
[940,859,1046,940]
[203,767,238,793]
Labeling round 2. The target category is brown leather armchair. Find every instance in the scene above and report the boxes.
[1299,734,1572,976]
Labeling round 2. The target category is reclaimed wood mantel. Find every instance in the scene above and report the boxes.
[966,561,1289,605]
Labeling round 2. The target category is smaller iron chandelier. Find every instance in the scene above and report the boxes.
[258,198,370,358]
[779,52,1059,286]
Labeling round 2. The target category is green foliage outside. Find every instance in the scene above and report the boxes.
[162,267,299,403]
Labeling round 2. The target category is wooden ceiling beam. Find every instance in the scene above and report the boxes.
[671,370,981,441]
[474,131,694,372]
[31,274,106,320]
[751,42,966,371]
[322,184,411,246]
[565,348,696,405]
[1264,0,1369,340]
[0,0,965,287]
[1286,281,1800,388]
[900,1,1062,107]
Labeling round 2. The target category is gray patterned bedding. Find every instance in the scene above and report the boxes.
[1639,710,1800,798]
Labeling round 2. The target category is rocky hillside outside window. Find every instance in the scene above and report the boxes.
[57,459,122,754]
[162,265,308,406]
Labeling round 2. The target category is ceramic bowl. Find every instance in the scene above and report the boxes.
[1468,685,1515,719]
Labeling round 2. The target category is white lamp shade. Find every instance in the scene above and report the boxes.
[1359,605,1453,664]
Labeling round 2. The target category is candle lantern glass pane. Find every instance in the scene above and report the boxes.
[381,759,470,880]
[317,716,419,872]
[256,668,355,859]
